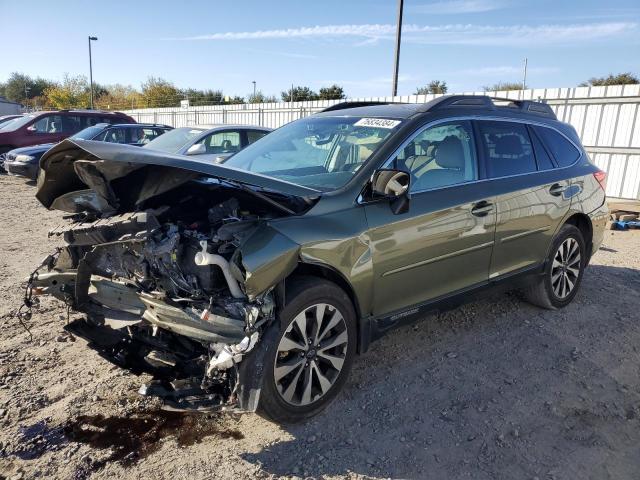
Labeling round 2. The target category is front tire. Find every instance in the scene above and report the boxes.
[523,224,586,309]
[257,276,357,424]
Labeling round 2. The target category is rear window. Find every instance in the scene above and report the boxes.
[533,126,581,168]
[477,121,537,178]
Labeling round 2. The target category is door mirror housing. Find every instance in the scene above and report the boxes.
[26,125,37,133]
[370,168,411,215]
[186,143,206,155]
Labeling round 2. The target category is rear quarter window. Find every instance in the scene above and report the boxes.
[529,126,556,170]
[533,126,581,168]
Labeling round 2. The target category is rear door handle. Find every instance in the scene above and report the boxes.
[549,183,568,196]
[471,200,493,217]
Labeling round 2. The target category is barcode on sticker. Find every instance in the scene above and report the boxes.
[354,118,401,129]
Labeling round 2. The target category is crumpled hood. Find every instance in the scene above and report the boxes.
[36,139,320,212]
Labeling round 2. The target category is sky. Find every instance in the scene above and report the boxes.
[0,0,639,99]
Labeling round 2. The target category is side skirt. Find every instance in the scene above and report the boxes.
[358,262,545,353]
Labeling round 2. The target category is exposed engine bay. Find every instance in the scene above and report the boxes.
[25,139,319,412]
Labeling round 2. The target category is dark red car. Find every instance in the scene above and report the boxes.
[0,110,135,155]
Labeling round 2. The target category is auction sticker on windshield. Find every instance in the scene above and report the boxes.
[354,118,401,129]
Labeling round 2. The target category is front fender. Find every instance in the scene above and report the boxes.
[240,223,300,299]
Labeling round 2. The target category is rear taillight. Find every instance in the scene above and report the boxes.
[593,170,607,191]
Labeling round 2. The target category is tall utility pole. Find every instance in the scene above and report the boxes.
[522,57,528,91]
[88,36,98,109]
[252,81,256,97]
[391,0,404,97]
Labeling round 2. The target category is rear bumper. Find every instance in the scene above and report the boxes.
[4,160,38,180]
[588,200,609,256]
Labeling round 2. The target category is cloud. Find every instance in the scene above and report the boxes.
[409,0,507,14]
[456,65,559,76]
[242,48,317,59]
[171,22,637,46]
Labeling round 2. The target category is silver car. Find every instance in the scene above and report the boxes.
[142,124,272,163]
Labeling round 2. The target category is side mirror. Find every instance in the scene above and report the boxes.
[186,143,206,155]
[370,169,411,215]
[26,125,37,133]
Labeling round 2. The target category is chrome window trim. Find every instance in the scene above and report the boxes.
[358,115,584,199]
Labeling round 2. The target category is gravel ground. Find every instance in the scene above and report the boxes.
[0,174,639,480]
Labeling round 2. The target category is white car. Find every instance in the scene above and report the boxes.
[143,124,272,163]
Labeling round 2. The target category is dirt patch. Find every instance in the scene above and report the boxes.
[0,174,639,479]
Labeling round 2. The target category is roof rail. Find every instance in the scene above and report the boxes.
[320,101,406,112]
[419,95,557,119]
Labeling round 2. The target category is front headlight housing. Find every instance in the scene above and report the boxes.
[14,154,35,163]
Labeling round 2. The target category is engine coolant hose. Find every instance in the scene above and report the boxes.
[194,241,245,299]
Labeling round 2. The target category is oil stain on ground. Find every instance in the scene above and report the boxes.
[13,411,243,478]
[64,410,244,466]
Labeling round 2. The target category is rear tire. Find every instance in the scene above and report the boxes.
[523,224,586,310]
[257,276,357,424]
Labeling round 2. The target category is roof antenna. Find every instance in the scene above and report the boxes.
[521,57,528,100]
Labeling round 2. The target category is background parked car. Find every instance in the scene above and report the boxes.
[143,124,272,163]
[3,123,172,180]
[0,114,22,128]
[0,109,135,157]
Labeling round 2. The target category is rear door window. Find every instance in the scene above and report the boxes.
[63,115,83,133]
[533,126,581,167]
[246,130,269,145]
[477,121,537,178]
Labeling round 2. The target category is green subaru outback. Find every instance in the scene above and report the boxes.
[29,95,608,423]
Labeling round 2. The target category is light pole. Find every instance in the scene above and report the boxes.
[88,36,98,109]
[391,0,404,97]
[252,81,256,97]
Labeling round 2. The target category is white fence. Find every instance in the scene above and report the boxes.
[125,84,640,200]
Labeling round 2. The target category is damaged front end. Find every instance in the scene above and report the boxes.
[26,140,317,412]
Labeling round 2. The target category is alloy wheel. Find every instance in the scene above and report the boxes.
[551,237,581,299]
[273,303,348,406]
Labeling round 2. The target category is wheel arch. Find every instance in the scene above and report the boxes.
[285,262,362,319]
[280,261,367,353]
[563,212,593,259]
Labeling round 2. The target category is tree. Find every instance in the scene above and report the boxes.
[141,77,181,108]
[224,95,245,104]
[248,91,278,104]
[482,81,524,92]
[2,72,55,105]
[579,73,639,87]
[281,86,319,102]
[181,88,224,106]
[415,80,448,95]
[44,74,91,109]
[318,84,346,100]
[95,84,144,110]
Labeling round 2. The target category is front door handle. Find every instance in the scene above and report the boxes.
[471,200,493,217]
[549,183,568,196]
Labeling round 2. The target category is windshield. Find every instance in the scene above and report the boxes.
[71,125,105,140]
[224,116,400,191]
[143,127,203,153]
[0,114,36,132]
